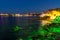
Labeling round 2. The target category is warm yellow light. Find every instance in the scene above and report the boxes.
[0,14,8,16]
[40,10,60,26]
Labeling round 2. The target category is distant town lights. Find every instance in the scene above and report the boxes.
[0,14,38,17]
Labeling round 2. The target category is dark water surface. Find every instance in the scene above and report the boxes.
[0,16,40,40]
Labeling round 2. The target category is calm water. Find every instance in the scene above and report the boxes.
[0,16,40,40]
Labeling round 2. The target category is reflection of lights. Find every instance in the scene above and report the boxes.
[22,14,32,16]
[23,14,29,16]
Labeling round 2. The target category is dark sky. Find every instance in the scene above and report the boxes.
[0,0,60,13]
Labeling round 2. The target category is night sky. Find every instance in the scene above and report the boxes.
[0,0,60,13]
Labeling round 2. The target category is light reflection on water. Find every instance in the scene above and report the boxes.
[0,16,40,40]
